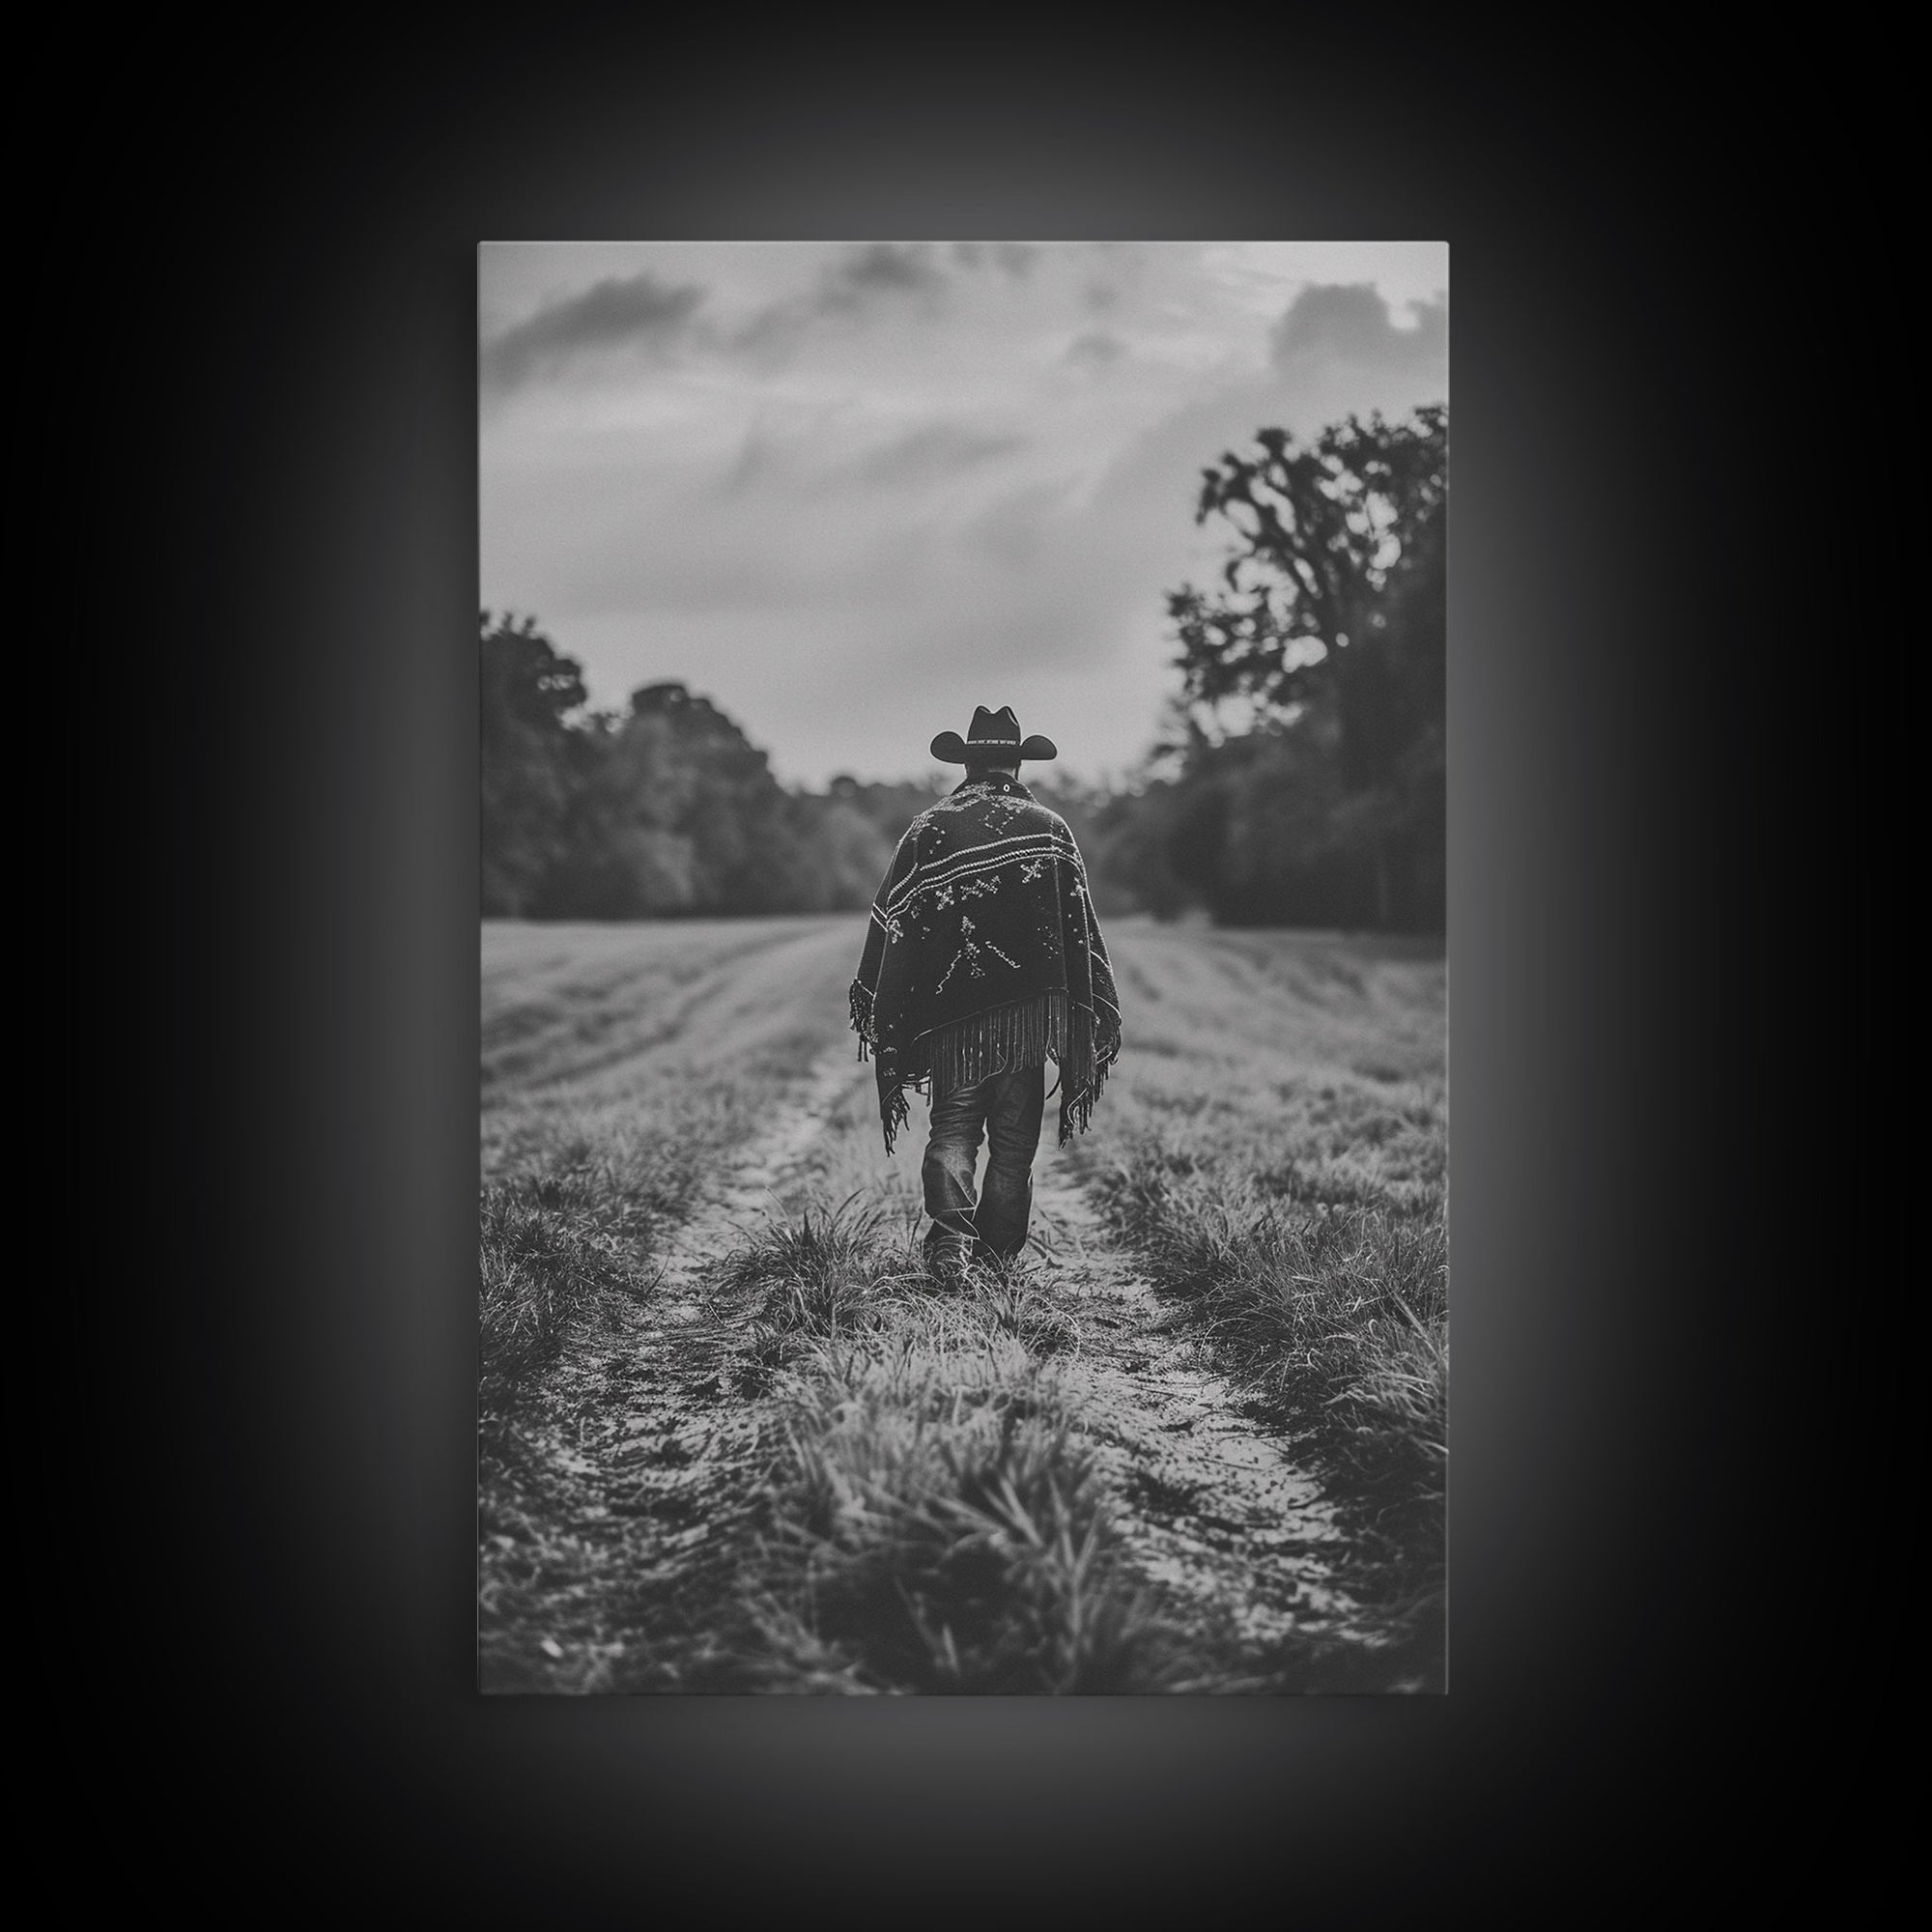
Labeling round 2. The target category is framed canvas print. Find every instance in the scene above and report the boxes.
[477,241,1447,1693]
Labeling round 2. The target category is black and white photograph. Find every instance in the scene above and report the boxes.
[77,14,1843,1902]
[477,239,1449,1693]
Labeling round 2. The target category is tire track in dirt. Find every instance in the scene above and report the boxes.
[478,1041,866,1692]
[1024,1161,1369,1665]
[486,923,835,1094]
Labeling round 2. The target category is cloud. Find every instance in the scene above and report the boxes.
[716,417,1029,498]
[847,423,1028,489]
[481,271,707,391]
[819,242,948,309]
[726,242,952,361]
[1065,329,1126,370]
[964,477,1084,571]
[950,242,1040,278]
[483,245,960,390]
[497,242,1068,387]
[719,427,779,497]
[1270,282,1447,369]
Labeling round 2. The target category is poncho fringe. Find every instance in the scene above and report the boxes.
[852,986,1113,1153]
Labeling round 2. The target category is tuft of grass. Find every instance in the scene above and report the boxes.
[744,1342,1179,1693]
[723,1200,1082,1385]
[1097,1166,1446,1470]
[720,1194,910,1313]
[478,1194,615,1409]
[976,1271,1078,1356]
[478,1126,707,1412]
[720,1196,927,1387]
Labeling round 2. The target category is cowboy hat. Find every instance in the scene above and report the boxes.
[930,703,1057,764]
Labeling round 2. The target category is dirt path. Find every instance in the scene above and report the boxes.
[483,1038,1369,1690]
[478,1043,867,1692]
[1025,1163,1363,1663]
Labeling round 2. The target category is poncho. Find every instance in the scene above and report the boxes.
[848,773,1122,1153]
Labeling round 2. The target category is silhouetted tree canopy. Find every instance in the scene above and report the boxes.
[535,681,823,917]
[480,626,941,920]
[480,611,586,916]
[1161,405,1445,929]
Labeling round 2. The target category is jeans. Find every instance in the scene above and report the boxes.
[921,1060,1047,1267]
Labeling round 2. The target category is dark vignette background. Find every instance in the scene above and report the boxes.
[63,27,1819,1918]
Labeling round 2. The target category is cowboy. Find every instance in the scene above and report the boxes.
[849,705,1122,1273]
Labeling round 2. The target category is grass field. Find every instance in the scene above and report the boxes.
[479,913,1446,1692]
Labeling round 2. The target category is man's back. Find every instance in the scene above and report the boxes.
[851,769,1121,1155]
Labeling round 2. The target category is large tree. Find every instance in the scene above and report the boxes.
[1165,404,1445,929]
[480,611,587,916]
[537,681,821,917]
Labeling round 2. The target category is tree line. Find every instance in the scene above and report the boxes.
[483,403,1444,931]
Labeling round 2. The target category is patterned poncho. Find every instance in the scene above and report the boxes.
[849,773,1122,1153]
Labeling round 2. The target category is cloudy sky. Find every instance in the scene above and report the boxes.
[480,241,1447,788]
